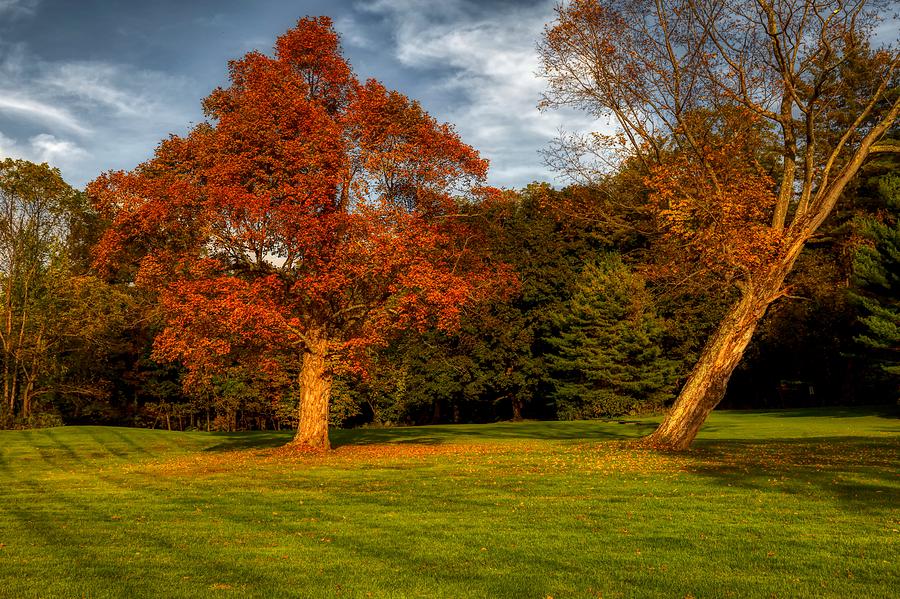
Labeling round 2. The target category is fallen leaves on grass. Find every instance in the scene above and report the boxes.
[117,436,899,487]
[123,440,694,480]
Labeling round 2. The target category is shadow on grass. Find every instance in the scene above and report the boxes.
[684,436,900,512]
[194,419,661,452]
[196,407,898,455]
[201,431,293,452]
[331,419,658,448]
[198,420,660,452]
[1,465,284,597]
[725,405,900,419]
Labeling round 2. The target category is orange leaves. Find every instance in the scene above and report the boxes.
[88,16,509,385]
[273,17,354,110]
[645,110,784,278]
[346,79,488,213]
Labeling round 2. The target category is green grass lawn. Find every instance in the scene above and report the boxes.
[1,407,898,598]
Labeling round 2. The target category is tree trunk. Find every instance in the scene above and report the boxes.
[292,337,332,450]
[431,400,442,424]
[22,328,42,420]
[644,239,806,450]
[3,276,14,417]
[3,357,11,415]
[511,396,523,421]
[22,379,33,420]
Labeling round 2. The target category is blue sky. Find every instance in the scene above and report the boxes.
[0,0,595,189]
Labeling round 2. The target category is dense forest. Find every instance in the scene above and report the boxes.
[1,154,896,433]
[0,10,897,440]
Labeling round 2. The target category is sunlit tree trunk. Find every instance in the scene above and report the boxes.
[8,273,32,420]
[645,236,807,450]
[292,336,332,450]
[1,245,15,417]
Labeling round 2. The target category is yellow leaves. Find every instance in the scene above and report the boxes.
[645,109,784,278]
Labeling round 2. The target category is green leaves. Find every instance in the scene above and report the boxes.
[850,171,900,381]
[548,254,677,418]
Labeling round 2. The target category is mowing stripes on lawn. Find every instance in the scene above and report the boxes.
[0,408,897,598]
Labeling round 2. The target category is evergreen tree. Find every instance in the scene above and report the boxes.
[331,183,619,425]
[548,254,676,419]
[851,170,900,394]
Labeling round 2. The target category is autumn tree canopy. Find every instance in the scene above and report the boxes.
[89,17,511,450]
[540,0,900,448]
[0,159,131,427]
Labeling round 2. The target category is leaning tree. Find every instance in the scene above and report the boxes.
[540,0,899,448]
[90,17,510,450]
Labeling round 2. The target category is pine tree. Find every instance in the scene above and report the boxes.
[548,254,676,419]
[851,170,900,391]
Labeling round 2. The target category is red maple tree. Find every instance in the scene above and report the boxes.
[89,17,512,450]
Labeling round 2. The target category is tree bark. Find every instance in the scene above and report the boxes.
[292,336,332,450]
[644,237,807,450]
[431,399,442,424]
[3,269,14,416]
[3,358,11,416]
[23,380,33,420]
[511,396,523,421]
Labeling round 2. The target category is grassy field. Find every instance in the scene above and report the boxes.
[1,407,898,598]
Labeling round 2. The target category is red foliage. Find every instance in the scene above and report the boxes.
[89,17,512,387]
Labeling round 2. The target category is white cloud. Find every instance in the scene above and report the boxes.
[335,15,376,49]
[0,131,90,170]
[0,130,88,171]
[873,15,900,47]
[0,43,200,188]
[0,130,20,157]
[357,0,598,188]
[40,63,150,117]
[0,2,603,190]
[29,133,89,164]
[0,0,38,17]
[0,94,89,134]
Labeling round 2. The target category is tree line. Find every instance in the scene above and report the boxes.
[1,158,895,432]
[0,4,897,450]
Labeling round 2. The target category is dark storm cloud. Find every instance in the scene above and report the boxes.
[0,0,593,188]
